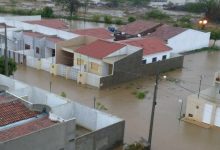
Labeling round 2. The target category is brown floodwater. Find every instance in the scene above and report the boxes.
[14,51,220,150]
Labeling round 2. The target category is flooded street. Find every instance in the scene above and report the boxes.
[14,51,220,150]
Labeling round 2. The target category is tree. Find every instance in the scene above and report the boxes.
[53,0,80,17]
[210,29,220,47]
[128,16,136,23]
[41,7,54,18]
[60,91,67,98]
[199,0,220,22]
[0,56,17,76]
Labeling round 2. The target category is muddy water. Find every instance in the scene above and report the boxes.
[14,51,220,150]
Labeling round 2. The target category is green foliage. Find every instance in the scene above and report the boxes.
[128,0,150,6]
[145,9,170,20]
[41,7,54,18]
[60,92,67,98]
[137,91,146,99]
[96,102,108,111]
[125,142,145,150]
[53,0,80,17]
[210,29,220,47]
[128,16,136,23]
[104,15,112,24]
[0,56,17,76]
[184,2,206,13]
[175,15,193,28]
[115,19,123,25]
[92,14,100,22]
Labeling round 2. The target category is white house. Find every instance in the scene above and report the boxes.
[150,24,210,53]
[73,39,141,87]
[185,71,220,128]
[121,37,172,64]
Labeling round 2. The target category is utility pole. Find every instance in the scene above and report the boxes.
[146,61,160,150]
[198,75,203,99]
[3,23,8,76]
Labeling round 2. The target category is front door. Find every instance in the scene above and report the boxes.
[202,104,213,124]
[214,107,220,127]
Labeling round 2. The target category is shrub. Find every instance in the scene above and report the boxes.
[104,15,112,24]
[60,92,67,98]
[115,19,123,25]
[41,7,53,18]
[128,16,136,23]
[146,9,170,20]
[137,92,145,99]
[92,14,100,22]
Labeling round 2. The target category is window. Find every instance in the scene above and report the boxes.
[25,44,30,49]
[52,49,55,57]
[152,57,157,62]
[142,59,147,64]
[90,62,99,72]
[36,47,40,54]
[162,55,167,60]
[77,58,84,65]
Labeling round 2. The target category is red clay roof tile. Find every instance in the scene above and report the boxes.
[0,100,39,127]
[76,39,126,59]
[121,37,171,56]
[118,20,161,35]
[25,19,69,30]
[150,24,187,40]
[72,28,113,39]
[0,116,56,142]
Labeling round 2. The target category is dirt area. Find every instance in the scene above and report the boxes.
[14,50,220,149]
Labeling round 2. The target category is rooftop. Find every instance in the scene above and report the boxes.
[118,20,162,35]
[121,37,171,56]
[0,100,39,127]
[72,28,113,40]
[23,31,64,43]
[76,39,126,59]
[25,19,69,30]
[0,116,56,142]
[149,24,187,40]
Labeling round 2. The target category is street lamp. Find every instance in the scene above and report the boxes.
[198,19,208,30]
[145,61,165,150]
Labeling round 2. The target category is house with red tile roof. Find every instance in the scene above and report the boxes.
[71,28,113,40]
[0,74,125,150]
[25,19,69,30]
[115,20,162,40]
[73,39,142,86]
[149,24,211,53]
[121,37,172,64]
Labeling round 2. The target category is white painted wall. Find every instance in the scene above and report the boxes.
[168,29,210,53]
[143,51,171,64]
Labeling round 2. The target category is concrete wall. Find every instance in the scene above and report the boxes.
[143,51,171,64]
[100,52,184,88]
[100,50,143,88]
[75,121,125,150]
[56,36,97,66]
[0,120,76,150]
[168,29,211,53]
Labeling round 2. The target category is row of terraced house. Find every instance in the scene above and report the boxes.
[0,16,210,88]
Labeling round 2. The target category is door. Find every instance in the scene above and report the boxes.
[202,104,213,124]
[214,107,220,127]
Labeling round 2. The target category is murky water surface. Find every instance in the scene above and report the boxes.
[14,51,220,150]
